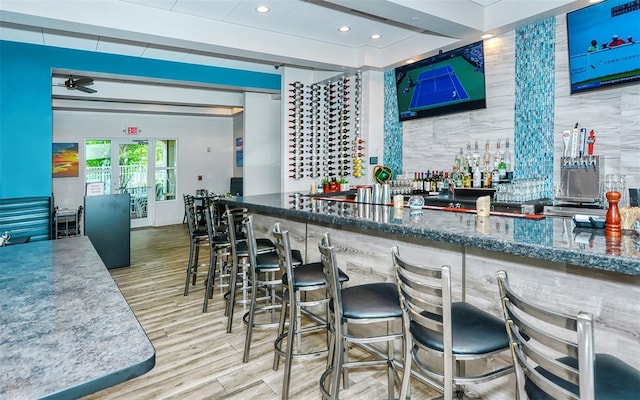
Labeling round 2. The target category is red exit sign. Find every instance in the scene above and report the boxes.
[126,127,139,135]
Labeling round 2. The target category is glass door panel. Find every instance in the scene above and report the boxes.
[85,139,153,228]
[118,141,151,228]
[85,139,112,194]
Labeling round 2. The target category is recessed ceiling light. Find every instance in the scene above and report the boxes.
[481,33,494,39]
[256,6,270,13]
[406,59,416,64]
[338,26,351,32]
[370,34,382,40]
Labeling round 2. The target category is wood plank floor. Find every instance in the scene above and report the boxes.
[80,224,442,399]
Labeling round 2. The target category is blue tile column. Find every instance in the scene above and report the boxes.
[383,70,403,177]
[514,18,555,198]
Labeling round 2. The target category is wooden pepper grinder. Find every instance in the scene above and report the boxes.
[605,191,622,237]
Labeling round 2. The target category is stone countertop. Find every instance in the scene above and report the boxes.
[219,192,640,276]
[0,237,155,399]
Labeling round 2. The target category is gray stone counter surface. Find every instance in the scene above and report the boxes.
[0,236,155,399]
[220,192,640,276]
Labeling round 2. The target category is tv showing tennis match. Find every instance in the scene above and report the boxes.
[395,41,486,122]
[566,0,640,94]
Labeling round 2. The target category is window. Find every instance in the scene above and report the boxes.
[155,140,177,201]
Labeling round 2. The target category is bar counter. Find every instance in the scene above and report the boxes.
[0,237,155,399]
[220,192,640,376]
[219,192,640,275]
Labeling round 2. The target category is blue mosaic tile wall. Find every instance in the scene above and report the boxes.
[383,70,403,177]
[514,18,555,198]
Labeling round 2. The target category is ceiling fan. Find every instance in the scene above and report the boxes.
[62,75,97,93]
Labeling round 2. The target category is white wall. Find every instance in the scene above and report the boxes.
[52,111,234,226]
[243,92,282,196]
[402,16,640,190]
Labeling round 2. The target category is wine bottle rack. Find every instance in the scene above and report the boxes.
[286,72,364,181]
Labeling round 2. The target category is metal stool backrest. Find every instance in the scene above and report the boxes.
[242,215,258,270]
[272,223,294,294]
[184,200,199,237]
[204,206,218,242]
[318,236,342,324]
[224,205,248,241]
[496,270,594,400]
[391,246,454,386]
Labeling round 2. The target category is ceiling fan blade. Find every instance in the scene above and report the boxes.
[74,77,93,86]
[75,85,97,94]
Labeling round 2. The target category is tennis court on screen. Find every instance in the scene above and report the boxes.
[408,65,469,110]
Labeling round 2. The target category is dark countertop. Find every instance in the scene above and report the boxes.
[219,192,640,276]
[0,237,155,399]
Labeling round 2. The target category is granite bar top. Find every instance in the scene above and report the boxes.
[219,192,640,276]
[0,237,155,399]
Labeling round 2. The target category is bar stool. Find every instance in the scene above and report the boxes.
[271,226,349,400]
[183,195,208,296]
[202,206,232,312]
[497,270,640,399]
[225,209,277,333]
[391,246,513,400]
[242,215,302,362]
[319,238,403,400]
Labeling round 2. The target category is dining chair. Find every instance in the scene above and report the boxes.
[497,270,640,399]
[271,225,349,399]
[319,237,403,400]
[392,246,513,399]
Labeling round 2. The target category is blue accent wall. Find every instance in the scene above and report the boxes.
[0,40,280,199]
[383,70,403,177]
[514,18,555,197]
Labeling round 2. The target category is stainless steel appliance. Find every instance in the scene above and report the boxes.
[555,155,604,204]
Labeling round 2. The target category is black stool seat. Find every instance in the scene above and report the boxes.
[338,282,402,320]
[527,354,640,400]
[235,238,275,256]
[282,261,349,288]
[255,249,302,271]
[411,302,509,355]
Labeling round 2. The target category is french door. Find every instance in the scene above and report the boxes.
[85,139,153,228]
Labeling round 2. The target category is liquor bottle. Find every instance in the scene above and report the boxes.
[473,163,482,188]
[472,141,481,171]
[504,138,514,182]
[431,171,438,193]
[462,167,472,188]
[465,143,473,174]
[455,147,465,172]
[498,154,507,181]
[452,166,462,188]
[412,173,419,192]
[483,141,492,172]
[494,139,502,170]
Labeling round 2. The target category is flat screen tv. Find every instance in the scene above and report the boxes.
[566,0,640,94]
[395,41,486,122]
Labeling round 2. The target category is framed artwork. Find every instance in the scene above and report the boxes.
[52,142,79,178]
[235,137,244,167]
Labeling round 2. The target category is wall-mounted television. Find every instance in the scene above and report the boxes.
[566,0,640,94]
[395,41,486,122]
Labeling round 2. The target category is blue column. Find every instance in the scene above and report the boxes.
[514,18,556,198]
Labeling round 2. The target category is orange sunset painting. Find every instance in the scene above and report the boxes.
[52,143,79,178]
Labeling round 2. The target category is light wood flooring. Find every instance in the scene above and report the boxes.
[81,224,441,400]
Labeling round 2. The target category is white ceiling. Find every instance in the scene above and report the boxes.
[0,0,595,115]
[1,0,594,73]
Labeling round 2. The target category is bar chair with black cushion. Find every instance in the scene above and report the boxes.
[496,270,640,400]
[225,209,278,333]
[271,225,349,400]
[183,195,209,296]
[319,238,403,400]
[391,246,513,400]
[202,206,233,313]
[241,215,306,363]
